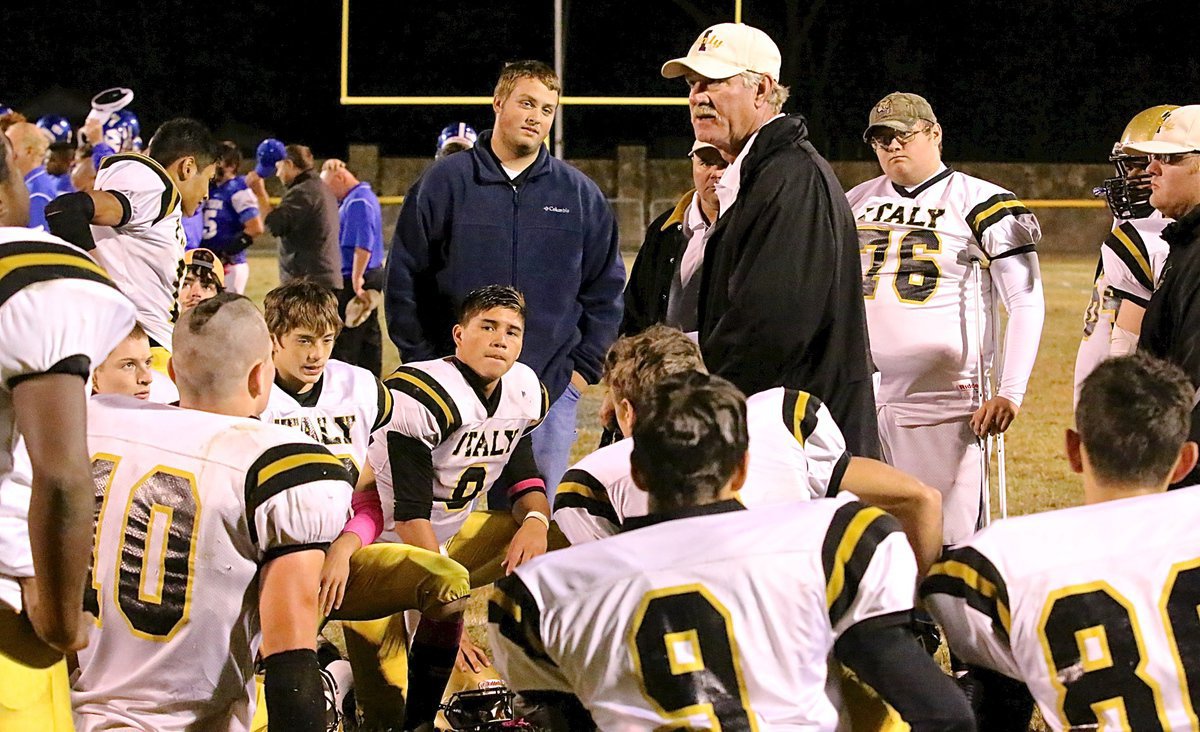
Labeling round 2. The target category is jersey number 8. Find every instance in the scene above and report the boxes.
[1039,561,1200,730]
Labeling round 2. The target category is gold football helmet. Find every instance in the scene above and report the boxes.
[1095,105,1179,219]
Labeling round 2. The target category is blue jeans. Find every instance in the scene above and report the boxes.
[530,383,581,503]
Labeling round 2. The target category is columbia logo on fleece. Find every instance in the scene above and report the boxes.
[543,206,570,214]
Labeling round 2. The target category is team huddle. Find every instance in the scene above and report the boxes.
[3,18,1200,732]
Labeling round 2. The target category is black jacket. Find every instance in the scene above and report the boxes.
[697,115,880,458]
[622,191,691,336]
[265,170,343,290]
[1139,204,1200,486]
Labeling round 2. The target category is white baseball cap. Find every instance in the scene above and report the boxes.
[688,140,718,157]
[661,23,782,81]
[1123,105,1200,155]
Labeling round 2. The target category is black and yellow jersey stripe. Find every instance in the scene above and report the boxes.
[0,239,117,307]
[384,366,463,443]
[1104,222,1155,304]
[526,382,551,434]
[372,376,395,433]
[490,574,556,665]
[553,468,620,526]
[97,152,180,226]
[822,501,904,627]
[244,442,352,544]
[781,388,822,447]
[967,192,1035,250]
[920,545,1012,642]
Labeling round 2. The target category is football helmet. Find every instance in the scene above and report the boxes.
[438,684,538,731]
[36,114,74,144]
[103,109,142,153]
[437,122,478,159]
[1094,104,1178,219]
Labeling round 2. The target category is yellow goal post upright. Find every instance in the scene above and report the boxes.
[337,0,1103,210]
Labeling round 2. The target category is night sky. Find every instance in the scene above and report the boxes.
[7,1,1195,163]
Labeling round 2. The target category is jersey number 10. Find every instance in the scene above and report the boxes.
[84,455,200,642]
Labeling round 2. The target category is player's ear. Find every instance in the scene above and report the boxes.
[615,398,636,439]
[248,358,269,400]
[726,450,750,495]
[492,95,504,117]
[1065,428,1084,474]
[452,323,464,348]
[167,357,177,385]
[1170,441,1199,485]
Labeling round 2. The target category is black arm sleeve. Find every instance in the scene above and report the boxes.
[224,232,255,257]
[387,431,435,521]
[834,611,976,731]
[44,191,98,251]
[262,649,325,732]
[517,690,598,732]
[968,664,1035,732]
[500,434,544,503]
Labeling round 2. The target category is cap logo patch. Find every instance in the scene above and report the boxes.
[875,99,893,116]
[697,29,723,52]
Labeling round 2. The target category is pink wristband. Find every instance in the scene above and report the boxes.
[343,488,384,547]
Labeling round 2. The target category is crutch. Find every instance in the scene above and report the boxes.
[991,280,1009,521]
[971,258,993,528]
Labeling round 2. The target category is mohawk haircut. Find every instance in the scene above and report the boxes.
[458,285,526,326]
[1076,353,1194,488]
[264,279,342,340]
[148,118,217,169]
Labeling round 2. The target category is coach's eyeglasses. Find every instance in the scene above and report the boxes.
[1147,151,1200,166]
[868,125,934,150]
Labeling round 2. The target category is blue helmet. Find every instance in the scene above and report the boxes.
[0,104,11,117]
[436,122,478,158]
[36,115,74,144]
[103,109,141,153]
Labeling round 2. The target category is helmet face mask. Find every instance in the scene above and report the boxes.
[1094,105,1178,219]
[1096,148,1155,220]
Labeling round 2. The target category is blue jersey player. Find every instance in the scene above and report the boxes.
[197,141,263,294]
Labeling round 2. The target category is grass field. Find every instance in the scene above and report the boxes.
[242,249,1098,729]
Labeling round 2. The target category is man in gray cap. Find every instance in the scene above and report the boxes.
[845,91,1044,544]
[661,23,880,458]
[622,140,727,337]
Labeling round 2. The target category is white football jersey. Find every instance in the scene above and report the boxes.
[1073,214,1168,404]
[554,387,849,544]
[922,489,1200,732]
[73,396,353,732]
[367,358,548,543]
[1100,213,1169,307]
[0,228,136,612]
[91,153,186,349]
[1074,258,1120,405]
[261,359,394,484]
[846,167,1041,420]
[491,495,916,731]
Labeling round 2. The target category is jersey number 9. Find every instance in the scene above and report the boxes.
[630,584,759,730]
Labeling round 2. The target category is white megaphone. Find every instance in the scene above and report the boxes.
[83,87,134,136]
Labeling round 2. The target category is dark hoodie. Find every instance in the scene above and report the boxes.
[697,114,880,458]
[385,130,625,401]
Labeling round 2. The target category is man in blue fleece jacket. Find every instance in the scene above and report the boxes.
[386,60,625,493]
